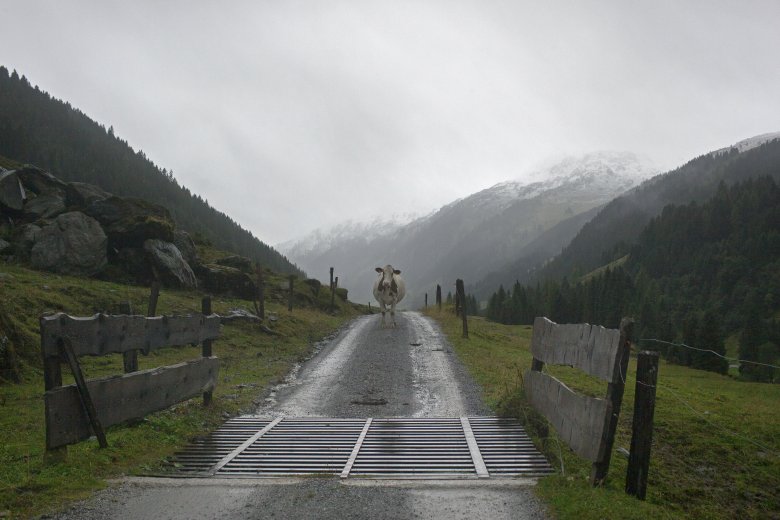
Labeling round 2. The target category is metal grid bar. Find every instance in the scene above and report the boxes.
[340,418,372,478]
[209,416,283,475]
[461,417,489,478]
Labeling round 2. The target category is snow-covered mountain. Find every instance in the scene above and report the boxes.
[283,151,657,305]
[713,131,780,155]
[278,213,420,261]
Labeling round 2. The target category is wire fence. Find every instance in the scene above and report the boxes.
[612,343,780,459]
[637,337,780,370]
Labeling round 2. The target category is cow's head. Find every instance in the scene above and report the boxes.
[375,265,401,295]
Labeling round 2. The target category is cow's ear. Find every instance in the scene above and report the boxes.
[375,267,383,273]
[394,269,401,274]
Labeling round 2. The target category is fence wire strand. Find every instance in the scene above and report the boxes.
[638,338,780,370]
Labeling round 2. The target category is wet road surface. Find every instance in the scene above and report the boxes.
[52,312,548,519]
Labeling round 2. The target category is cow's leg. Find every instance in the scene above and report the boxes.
[390,299,397,327]
[379,301,387,328]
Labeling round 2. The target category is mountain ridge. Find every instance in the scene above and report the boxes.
[283,151,657,304]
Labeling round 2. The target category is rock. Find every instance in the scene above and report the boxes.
[23,191,66,219]
[15,166,67,195]
[201,263,256,300]
[65,182,111,207]
[303,278,322,295]
[335,287,349,301]
[0,238,10,255]
[13,223,41,260]
[0,171,26,211]
[30,212,107,276]
[84,196,174,249]
[220,308,261,324]
[215,255,253,273]
[143,239,197,289]
[173,230,199,268]
[115,246,150,281]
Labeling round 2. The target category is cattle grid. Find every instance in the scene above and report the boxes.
[168,416,553,479]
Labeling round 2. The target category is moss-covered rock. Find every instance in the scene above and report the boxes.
[84,196,174,249]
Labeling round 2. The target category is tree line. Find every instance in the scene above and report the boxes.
[485,176,780,381]
[0,67,302,276]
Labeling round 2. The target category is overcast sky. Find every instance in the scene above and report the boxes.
[1,1,779,244]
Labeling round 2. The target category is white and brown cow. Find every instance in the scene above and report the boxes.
[372,264,406,327]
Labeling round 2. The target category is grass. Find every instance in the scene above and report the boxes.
[425,308,780,520]
[0,262,361,518]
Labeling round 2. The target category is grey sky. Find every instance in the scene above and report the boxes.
[1,1,779,244]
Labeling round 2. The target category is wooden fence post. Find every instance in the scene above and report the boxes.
[330,267,335,311]
[288,275,295,312]
[626,351,660,499]
[425,293,428,309]
[119,301,138,373]
[147,281,160,317]
[201,296,213,406]
[436,284,442,311]
[591,317,634,485]
[456,279,468,338]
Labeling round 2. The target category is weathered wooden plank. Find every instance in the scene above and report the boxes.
[524,369,612,462]
[40,313,221,357]
[59,338,108,448]
[45,357,219,448]
[530,317,621,381]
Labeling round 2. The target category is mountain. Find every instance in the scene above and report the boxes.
[0,66,301,275]
[532,134,780,285]
[281,151,656,305]
[483,174,780,379]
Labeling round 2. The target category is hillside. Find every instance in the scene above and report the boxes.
[0,67,301,276]
[534,136,780,283]
[485,176,780,380]
[282,151,656,305]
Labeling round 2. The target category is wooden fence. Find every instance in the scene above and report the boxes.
[41,300,221,450]
[524,316,633,486]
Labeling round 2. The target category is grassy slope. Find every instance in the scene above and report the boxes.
[425,308,780,520]
[0,262,360,518]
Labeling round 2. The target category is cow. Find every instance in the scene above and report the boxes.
[372,265,406,328]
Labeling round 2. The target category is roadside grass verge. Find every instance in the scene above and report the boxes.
[0,263,359,518]
[425,308,780,520]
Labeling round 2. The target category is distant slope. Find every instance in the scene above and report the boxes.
[483,175,780,380]
[0,66,301,275]
[535,136,780,283]
[470,204,603,300]
[282,151,656,304]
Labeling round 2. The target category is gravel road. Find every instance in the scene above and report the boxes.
[50,311,548,520]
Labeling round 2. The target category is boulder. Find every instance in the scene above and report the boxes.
[215,255,253,273]
[23,191,66,219]
[303,278,322,295]
[115,247,150,281]
[335,287,349,301]
[173,230,199,268]
[0,238,11,255]
[0,171,26,211]
[15,166,67,196]
[30,212,107,276]
[201,263,256,300]
[143,239,197,289]
[66,182,111,207]
[13,223,41,260]
[84,196,174,249]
